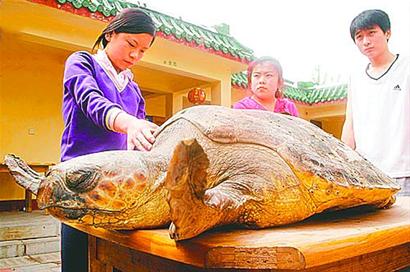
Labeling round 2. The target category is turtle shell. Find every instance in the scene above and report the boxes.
[155,105,398,192]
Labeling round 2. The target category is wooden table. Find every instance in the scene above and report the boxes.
[69,197,410,272]
[0,163,52,212]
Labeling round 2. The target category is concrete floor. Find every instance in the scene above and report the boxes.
[0,210,61,271]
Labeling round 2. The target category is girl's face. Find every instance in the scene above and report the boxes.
[250,62,282,102]
[105,32,154,72]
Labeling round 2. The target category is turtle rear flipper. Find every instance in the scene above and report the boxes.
[4,154,43,195]
[376,195,396,209]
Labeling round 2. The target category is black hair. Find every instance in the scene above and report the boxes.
[93,8,156,51]
[350,9,391,41]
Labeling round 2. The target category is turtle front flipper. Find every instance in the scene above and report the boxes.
[165,139,254,241]
[165,139,215,240]
[4,154,44,195]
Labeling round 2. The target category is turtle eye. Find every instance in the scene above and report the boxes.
[66,168,99,192]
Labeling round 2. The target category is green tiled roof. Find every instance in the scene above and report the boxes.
[231,72,248,89]
[53,0,254,62]
[284,86,310,103]
[307,84,347,104]
[231,72,347,105]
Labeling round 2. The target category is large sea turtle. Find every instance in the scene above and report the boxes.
[5,106,399,240]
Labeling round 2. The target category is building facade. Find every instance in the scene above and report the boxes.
[0,0,347,203]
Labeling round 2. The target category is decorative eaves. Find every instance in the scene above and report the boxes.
[41,0,254,62]
[231,72,347,105]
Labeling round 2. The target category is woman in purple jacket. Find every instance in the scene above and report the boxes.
[60,8,158,271]
[233,56,299,117]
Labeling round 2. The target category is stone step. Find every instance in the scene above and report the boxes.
[23,236,60,256]
[0,240,23,259]
[0,252,60,270]
[4,263,61,272]
[0,211,60,241]
[0,211,62,270]
[0,236,61,258]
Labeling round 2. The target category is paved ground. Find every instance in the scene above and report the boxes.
[0,252,60,271]
[0,211,61,272]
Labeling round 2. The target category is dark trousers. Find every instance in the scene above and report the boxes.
[61,223,88,272]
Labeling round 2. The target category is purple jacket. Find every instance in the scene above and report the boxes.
[233,96,299,117]
[61,51,146,161]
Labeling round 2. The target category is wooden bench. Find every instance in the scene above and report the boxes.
[0,163,52,212]
[68,196,410,271]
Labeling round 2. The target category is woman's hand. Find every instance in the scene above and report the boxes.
[112,111,159,151]
[126,119,158,151]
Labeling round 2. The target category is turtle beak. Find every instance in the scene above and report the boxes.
[47,206,87,220]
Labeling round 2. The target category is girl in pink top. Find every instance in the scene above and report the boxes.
[233,56,299,117]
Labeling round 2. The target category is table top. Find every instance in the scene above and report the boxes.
[70,197,410,270]
[0,163,53,173]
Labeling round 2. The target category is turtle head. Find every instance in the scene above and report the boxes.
[38,151,154,225]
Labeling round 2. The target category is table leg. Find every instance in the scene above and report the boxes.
[24,190,32,212]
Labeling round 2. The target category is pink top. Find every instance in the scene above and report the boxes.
[233,97,299,117]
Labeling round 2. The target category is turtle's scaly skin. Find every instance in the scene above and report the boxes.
[36,151,170,229]
[5,106,399,240]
